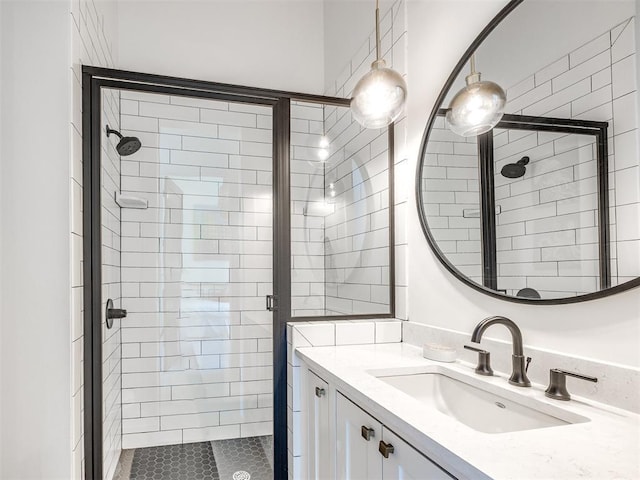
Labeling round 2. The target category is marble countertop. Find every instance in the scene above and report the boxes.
[296,342,640,480]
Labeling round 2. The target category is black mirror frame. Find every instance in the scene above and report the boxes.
[415,0,640,305]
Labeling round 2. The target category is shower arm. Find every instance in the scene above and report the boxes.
[106,125,123,139]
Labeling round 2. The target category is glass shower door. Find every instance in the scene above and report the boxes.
[102,88,275,478]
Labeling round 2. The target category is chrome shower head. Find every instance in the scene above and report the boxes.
[501,156,529,179]
[106,126,142,156]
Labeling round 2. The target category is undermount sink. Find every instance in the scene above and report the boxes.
[371,367,589,434]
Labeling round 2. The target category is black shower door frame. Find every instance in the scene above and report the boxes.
[475,113,610,291]
[82,66,351,480]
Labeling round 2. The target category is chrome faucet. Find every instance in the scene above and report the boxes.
[471,316,531,387]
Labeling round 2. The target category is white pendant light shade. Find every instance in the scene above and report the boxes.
[351,59,407,129]
[446,56,506,137]
[350,1,407,129]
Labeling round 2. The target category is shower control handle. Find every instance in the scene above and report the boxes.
[105,298,127,330]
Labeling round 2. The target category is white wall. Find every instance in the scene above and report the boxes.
[0,1,72,478]
[116,0,325,94]
[71,1,120,477]
[474,1,635,99]
[0,1,4,475]
[406,0,640,368]
[1,0,119,478]
[323,0,395,92]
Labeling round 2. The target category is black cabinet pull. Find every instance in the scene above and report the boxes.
[315,387,325,397]
[378,440,394,458]
[361,426,375,441]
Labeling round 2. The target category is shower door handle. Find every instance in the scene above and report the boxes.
[266,295,278,311]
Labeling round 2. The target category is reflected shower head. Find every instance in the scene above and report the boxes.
[106,126,142,156]
[501,156,529,179]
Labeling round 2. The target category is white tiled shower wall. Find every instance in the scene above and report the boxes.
[422,128,482,283]
[496,18,640,292]
[323,0,408,319]
[70,1,119,478]
[423,17,640,297]
[322,106,392,315]
[117,92,278,449]
[290,99,397,318]
[101,89,123,480]
[290,102,327,317]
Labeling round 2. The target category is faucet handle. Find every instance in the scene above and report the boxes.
[545,368,598,401]
[464,345,493,376]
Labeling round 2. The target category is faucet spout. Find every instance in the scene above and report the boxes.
[471,316,531,387]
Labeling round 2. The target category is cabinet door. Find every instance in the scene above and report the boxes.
[336,393,383,480]
[307,371,330,480]
[381,428,454,480]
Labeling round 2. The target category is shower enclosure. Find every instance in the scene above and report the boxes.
[425,110,609,299]
[83,67,395,480]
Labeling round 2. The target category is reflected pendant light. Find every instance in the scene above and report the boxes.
[446,54,506,137]
[350,0,407,129]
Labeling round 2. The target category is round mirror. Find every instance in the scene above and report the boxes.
[417,0,640,303]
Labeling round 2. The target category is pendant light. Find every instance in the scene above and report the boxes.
[446,54,506,137]
[350,0,407,129]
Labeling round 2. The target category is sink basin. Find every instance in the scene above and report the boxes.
[372,367,589,434]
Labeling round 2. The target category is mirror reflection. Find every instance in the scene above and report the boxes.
[420,0,640,300]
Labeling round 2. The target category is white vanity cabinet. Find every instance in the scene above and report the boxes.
[304,370,454,480]
[307,370,331,480]
[336,393,383,480]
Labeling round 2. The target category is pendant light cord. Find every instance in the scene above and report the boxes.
[470,53,476,75]
[375,0,381,61]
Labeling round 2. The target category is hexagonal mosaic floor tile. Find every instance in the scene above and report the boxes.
[210,436,273,480]
[129,441,219,480]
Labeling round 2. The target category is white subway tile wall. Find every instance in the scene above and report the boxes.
[422,123,482,284]
[290,99,394,317]
[315,0,408,319]
[118,92,275,449]
[101,89,123,480]
[290,102,327,317]
[70,1,119,478]
[423,17,640,297]
[323,105,392,315]
[493,129,601,297]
